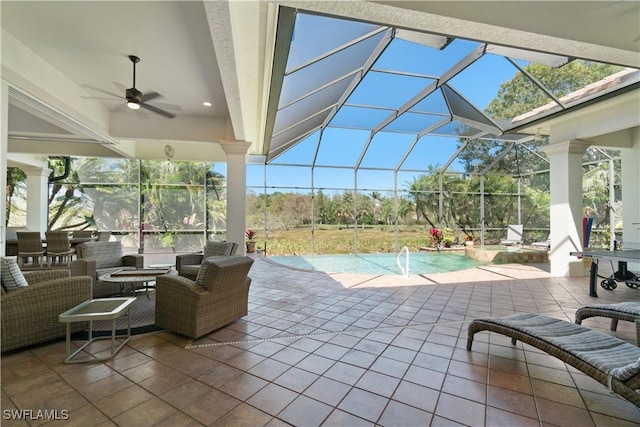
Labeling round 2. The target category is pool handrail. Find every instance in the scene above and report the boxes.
[397,246,410,279]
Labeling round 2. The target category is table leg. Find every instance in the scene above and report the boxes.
[127,307,131,337]
[111,319,116,356]
[65,323,71,360]
[589,258,598,297]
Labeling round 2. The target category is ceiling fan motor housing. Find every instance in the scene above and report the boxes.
[126,87,142,103]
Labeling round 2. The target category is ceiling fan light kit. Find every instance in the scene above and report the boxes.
[122,55,175,118]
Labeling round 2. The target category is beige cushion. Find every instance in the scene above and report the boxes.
[195,256,228,287]
[78,241,124,269]
[199,256,253,291]
[203,242,234,258]
[0,257,28,292]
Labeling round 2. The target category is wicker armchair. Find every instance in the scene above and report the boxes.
[72,241,144,297]
[1,269,92,352]
[156,256,254,338]
[175,241,240,280]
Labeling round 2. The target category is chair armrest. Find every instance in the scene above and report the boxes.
[176,253,204,272]
[23,269,70,285]
[1,276,92,313]
[69,259,97,283]
[123,254,144,268]
[156,275,208,302]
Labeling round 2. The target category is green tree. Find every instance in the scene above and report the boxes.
[6,167,27,226]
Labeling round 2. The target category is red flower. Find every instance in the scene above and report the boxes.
[430,227,443,244]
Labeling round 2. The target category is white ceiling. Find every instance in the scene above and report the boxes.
[2,1,638,164]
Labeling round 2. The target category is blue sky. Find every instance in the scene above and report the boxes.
[246,13,529,194]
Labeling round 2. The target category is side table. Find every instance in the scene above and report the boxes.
[58,297,135,363]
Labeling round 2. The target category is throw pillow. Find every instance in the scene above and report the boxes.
[0,257,29,292]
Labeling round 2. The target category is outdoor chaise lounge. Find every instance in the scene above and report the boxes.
[500,224,523,246]
[531,234,551,250]
[467,313,640,407]
[576,302,640,345]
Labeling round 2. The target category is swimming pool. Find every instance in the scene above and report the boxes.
[268,252,488,275]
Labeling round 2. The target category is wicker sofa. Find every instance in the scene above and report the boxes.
[1,269,92,352]
[156,256,253,338]
[467,313,640,407]
[175,241,240,280]
[71,241,144,297]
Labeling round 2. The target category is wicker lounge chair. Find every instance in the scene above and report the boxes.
[175,241,240,280]
[576,302,640,345]
[72,241,144,297]
[467,313,640,407]
[156,256,253,338]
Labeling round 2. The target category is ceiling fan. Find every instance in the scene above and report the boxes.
[83,55,179,119]
[124,55,175,119]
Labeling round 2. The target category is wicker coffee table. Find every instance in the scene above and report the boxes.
[59,297,135,363]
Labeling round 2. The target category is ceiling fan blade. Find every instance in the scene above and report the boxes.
[113,81,128,93]
[135,109,150,119]
[81,84,122,99]
[81,96,120,101]
[146,101,182,112]
[141,91,162,102]
[141,102,176,119]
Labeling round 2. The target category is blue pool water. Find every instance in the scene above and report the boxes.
[268,252,488,275]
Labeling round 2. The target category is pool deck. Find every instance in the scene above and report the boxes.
[4,251,637,426]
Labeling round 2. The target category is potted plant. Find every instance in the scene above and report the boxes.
[440,228,455,248]
[430,227,443,249]
[464,234,474,247]
[245,229,256,253]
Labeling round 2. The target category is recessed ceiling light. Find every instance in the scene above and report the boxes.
[203,101,212,107]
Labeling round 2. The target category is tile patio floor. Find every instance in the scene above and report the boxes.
[2,254,639,426]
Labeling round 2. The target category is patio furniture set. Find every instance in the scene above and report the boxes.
[1,240,253,362]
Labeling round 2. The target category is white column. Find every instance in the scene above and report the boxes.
[544,140,591,277]
[222,141,251,254]
[0,82,8,255]
[621,129,640,271]
[22,166,51,233]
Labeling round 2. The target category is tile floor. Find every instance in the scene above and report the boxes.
[2,254,639,426]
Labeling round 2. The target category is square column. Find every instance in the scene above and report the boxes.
[22,166,52,233]
[544,140,591,277]
[222,142,251,254]
[621,129,640,271]
[0,82,7,255]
